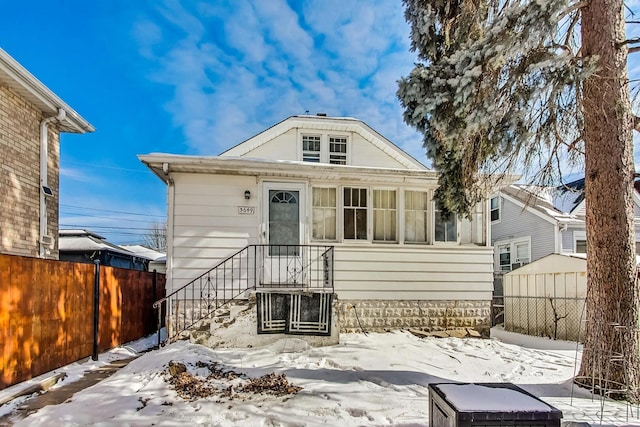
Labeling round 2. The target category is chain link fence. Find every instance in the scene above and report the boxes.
[502,295,586,342]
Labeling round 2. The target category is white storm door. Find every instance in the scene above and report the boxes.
[263,183,306,285]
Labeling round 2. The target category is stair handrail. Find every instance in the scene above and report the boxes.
[152,244,252,309]
[153,245,257,345]
[152,244,334,345]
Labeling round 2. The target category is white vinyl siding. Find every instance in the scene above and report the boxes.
[169,173,260,292]
[334,245,494,300]
[405,191,429,243]
[373,189,397,242]
[312,187,337,240]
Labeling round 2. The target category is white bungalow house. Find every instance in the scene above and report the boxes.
[140,115,494,340]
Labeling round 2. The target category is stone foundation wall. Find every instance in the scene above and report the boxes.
[336,299,491,336]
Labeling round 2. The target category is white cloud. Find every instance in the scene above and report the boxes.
[132,0,426,163]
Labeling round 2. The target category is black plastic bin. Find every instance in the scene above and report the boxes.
[429,383,562,427]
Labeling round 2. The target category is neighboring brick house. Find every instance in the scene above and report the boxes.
[0,48,94,259]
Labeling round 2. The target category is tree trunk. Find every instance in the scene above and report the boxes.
[578,0,639,401]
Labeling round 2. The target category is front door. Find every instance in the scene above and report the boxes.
[263,183,305,285]
[268,189,300,255]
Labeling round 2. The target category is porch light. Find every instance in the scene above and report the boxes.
[244,190,251,200]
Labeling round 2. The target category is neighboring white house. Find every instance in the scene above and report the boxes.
[140,115,494,335]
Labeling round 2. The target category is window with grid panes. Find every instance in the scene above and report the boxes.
[302,135,321,162]
[343,187,367,240]
[373,189,396,241]
[498,244,511,271]
[405,191,428,243]
[312,188,336,240]
[329,136,347,164]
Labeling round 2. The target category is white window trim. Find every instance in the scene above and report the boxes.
[298,132,351,164]
[403,188,431,245]
[301,133,321,163]
[490,196,501,224]
[328,134,350,165]
[310,186,338,242]
[496,242,512,272]
[494,236,531,271]
[432,195,460,245]
[372,187,399,243]
[573,230,586,253]
[341,185,371,242]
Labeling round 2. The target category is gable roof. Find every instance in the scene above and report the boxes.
[0,48,94,134]
[220,115,427,170]
[500,185,580,225]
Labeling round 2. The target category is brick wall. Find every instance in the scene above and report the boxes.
[336,299,491,336]
[0,84,60,259]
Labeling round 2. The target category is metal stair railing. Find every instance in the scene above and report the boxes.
[153,244,334,344]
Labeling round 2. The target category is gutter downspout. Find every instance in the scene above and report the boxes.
[162,162,174,297]
[39,108,66,258]
[555,221,568,253]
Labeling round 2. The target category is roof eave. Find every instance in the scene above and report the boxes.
[138,153,441,184]
[0,48,95,134]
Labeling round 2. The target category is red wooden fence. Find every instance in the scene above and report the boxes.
[0,253,165,389]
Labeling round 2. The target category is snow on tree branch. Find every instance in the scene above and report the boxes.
[397,0,594,217]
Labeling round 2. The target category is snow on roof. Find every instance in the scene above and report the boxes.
[502,178,587,219]
[120,245,166,261]
[59,229,136,257]
[502,185,579,221]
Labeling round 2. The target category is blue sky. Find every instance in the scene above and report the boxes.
[0,0,425,245]
[3,1,640,246]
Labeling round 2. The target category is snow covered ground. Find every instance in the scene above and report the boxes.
[1,327,639,426]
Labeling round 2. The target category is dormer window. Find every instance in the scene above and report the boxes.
[302,135,321,162]
[329,136,347,165]
[300,133,349,164]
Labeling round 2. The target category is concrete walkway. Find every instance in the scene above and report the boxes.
[0,356,139,426]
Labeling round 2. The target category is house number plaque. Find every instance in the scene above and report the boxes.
[238,206,255,215]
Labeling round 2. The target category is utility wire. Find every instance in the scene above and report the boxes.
[60,204,165,218]
[60,224,157,231]
[59,211,163,224]
[63,161,149,173]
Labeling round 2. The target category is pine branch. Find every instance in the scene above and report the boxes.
[633,115,640,132]
[618,37,640,48]
[629,46,640,54]
[562,1,589,18]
